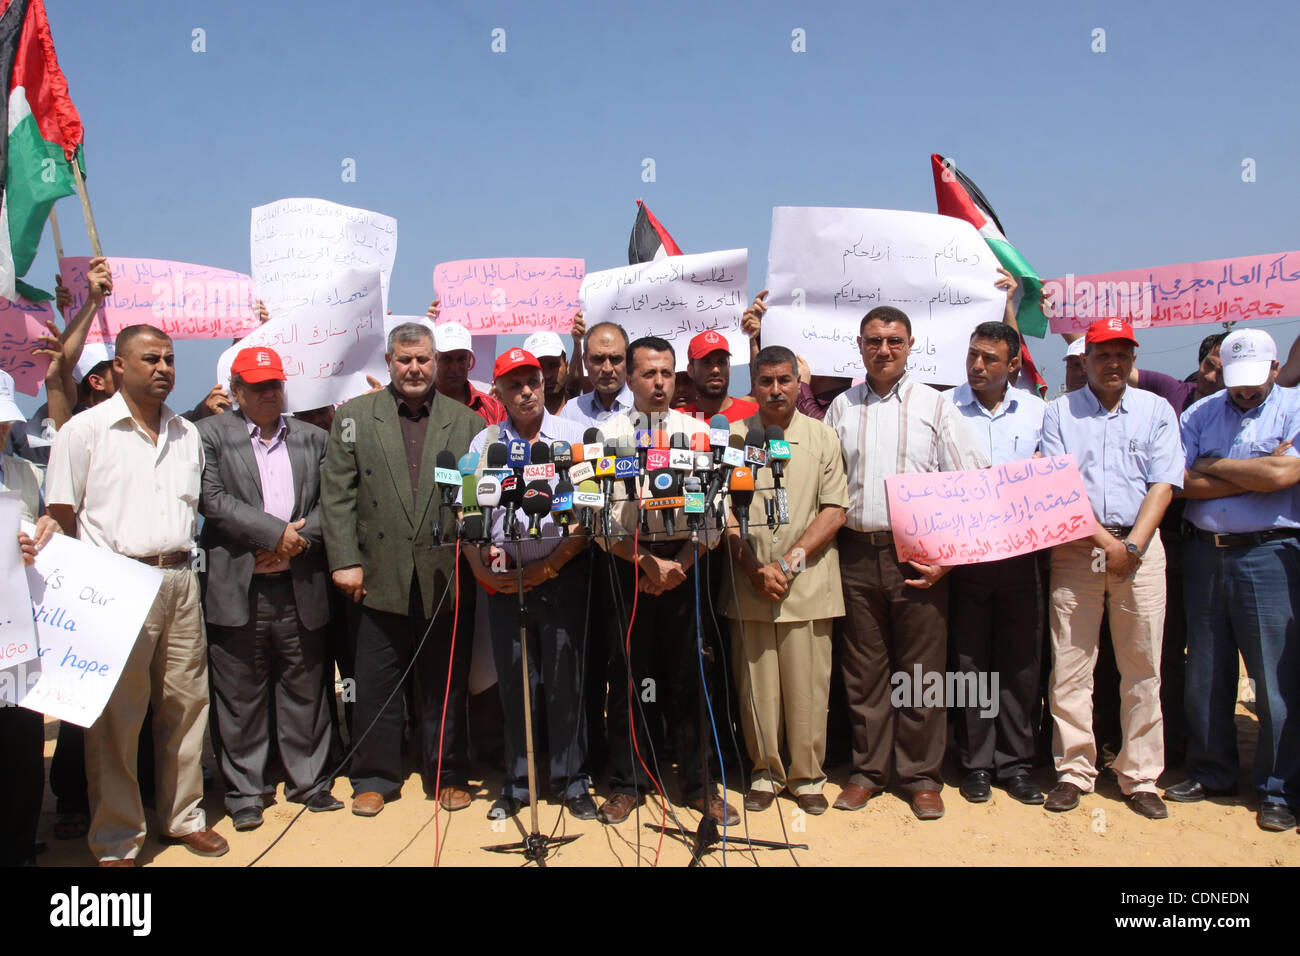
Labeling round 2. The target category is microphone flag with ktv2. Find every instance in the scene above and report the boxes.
[434,449,462,540]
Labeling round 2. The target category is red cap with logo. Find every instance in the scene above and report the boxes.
[1084,317,1139,348]
[492,347,541,380]
[231,346,286,383]
[688,330,730,361]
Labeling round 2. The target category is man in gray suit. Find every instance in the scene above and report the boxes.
[197,346,343,831]
[322,322,482,816]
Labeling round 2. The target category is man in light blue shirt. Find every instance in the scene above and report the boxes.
[1039,318,1184,820]
[1167,328,1300,832]
[560,321,636,432]
[946,322,1049,807]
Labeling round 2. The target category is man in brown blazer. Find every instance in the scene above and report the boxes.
[321,323,481,816]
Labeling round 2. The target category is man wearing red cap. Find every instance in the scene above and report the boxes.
[677,330,758,424]
[1040,318,1184,820]
[196,346,343,832]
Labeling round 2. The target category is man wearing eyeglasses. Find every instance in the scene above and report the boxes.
[824,307,988,821]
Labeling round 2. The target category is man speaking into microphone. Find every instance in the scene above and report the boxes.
[463,348,594,820]
[724,346,848,815]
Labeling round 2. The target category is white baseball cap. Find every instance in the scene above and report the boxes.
[433,322,473,354]
[523,331,565,359]
[1063,338,1085,360]
[74,342,115,383]
[0,369,24,424]
[1220,329,1277,388]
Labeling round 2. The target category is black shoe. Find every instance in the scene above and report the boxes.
[564,793,598,821]
[960,770,993,803]
[1163,779,1236,803]
[1005,774,1045,805]
[1257,803,1297,832]
[487,796,525,822]
[306,791,344,813]
[231,807,263,831]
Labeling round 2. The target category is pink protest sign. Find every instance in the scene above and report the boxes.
[1044,251,1300,333]
[433,258,584,335]
[0,297,54,395]
[885,455,1098,566]
[59,257,259,342]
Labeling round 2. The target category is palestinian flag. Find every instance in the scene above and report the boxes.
[628,199,682,264]
[931,153,1047,340]
[0,0,81,302]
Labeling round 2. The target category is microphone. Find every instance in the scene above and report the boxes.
[460,474,481,540]
[646,429,671,473]
[551,478,574,536]
[647,468,683,537]
[525,441,554,483]
[507,438,530,471]
[500,472,523,540]
[434,449,461,541]
[743,427,768,470]
[730,466,755,539]
[551,441,573,482]
[765,424,790,481]
[457,451,480,475]
[476,473,502,539]
[522,480,552,538]
[634,429,653,474]
[461,512,485,546]
[668,431,693,473]
[575,479,606,534]
[706,432,743,519]
[683,475,705,532]
[615,438,639,500]
[486,441,509,471]
[708,413,730,465]
[582,427,605,467]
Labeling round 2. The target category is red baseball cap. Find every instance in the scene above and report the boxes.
[1084,318,1139,348]
[688,330,730,361]
[231,346,286,383]
[492,347,541,380]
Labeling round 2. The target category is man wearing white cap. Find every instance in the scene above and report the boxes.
[433,321,506,426]
[1171,328,1300,831]
[1061,337,1088,393]
[523,331,571,417]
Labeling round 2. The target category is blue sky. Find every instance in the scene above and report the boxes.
[17,0,1300,413]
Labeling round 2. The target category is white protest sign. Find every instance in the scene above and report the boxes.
[763,207,1003,384]
[219,267,387,413]
[250,197,398,316]
[0,524,163,727]
[0,493,38,671]
[579,249,748,372]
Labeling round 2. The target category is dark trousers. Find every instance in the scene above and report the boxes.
[486,562,589,801]
[606,558,720,802]
[50,713,156,816]
[0,706,44,866]
[839,531,948,794]
[583,549,618,777]
[1161,531,1188,767]
[349,575,471,797]
[1184,537,1300,803]
[948,554,1043,780]
[208,576,334,813]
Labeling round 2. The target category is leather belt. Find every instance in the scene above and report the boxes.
[252,570,292,581]
[1100,525,1133,538]
[845,529,895,547]
[131,550,191,568]
[1185,524,1300,550]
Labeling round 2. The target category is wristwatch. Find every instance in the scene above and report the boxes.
[777,557,794,578]
[1122,539,1143,565]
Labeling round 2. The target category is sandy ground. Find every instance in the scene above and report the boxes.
[31,697,1299,868]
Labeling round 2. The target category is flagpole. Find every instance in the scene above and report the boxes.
[68,159,103,257]
[48,206,65,260]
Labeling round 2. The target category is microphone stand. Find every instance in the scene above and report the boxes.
[483,516,580,865]
[646,520,801,865]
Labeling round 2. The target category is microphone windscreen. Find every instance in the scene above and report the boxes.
[764,424,784,443]
[522,480,552,516]
[486,442,508,467]
[457,452,480,475]
[690,432,711,453]
[730,466,755,491]
[670,431,690,449]
[577,479,599,494]
[744,427,765,448]
[461,474,479,509]
[652,430,669,449]
[584,427,603,445]
[436,449,456,470]
[709,414,730,433]
[530,443,551,465]
[603,439,619,458]
[728,434,745,450]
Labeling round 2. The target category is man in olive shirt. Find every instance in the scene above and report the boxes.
[724,346,847,814]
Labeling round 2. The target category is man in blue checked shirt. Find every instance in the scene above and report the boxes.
[1166,328,1300,832]
[463,348,595,822]
[1039,318,1184,821]
[946,322,1049,807]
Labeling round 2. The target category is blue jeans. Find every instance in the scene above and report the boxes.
[1183,537,1300,805]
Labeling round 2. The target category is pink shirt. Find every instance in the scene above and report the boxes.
[247,416,293,573]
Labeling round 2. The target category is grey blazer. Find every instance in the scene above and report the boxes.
[197,409,330,630]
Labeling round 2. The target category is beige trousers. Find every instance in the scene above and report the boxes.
[86,568,210,861]
[730,617,833,796]
[1049,533,1166,796]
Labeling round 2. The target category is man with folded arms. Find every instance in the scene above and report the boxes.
[1040,318,1183,820]
[724,346,847,815]
[824,307,988,821]
[946,321,1049,806]
[463,348,594,820]
[197,346,342,831]
[45,324,228,863]
[1168,328,1300,831]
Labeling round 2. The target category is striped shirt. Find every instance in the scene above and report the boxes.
[824,374,989,533]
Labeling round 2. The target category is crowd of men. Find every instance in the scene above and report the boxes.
[3,257,1300,867]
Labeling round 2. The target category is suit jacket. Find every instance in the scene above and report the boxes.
[320,387,480,618]
[197,410,330,630]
